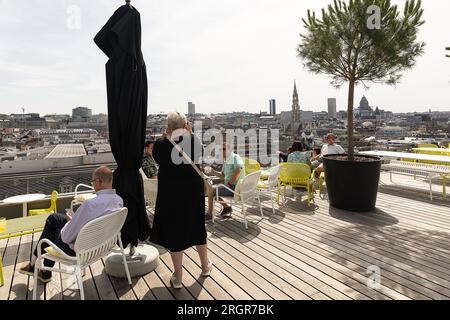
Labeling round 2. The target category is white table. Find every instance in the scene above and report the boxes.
[360,151,450,163]
[3,194,46,217]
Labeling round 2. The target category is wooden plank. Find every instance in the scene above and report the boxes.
[212,230,309,300]
[108,271,136,300]
[158,250,214,300]
[0,236,20,300]
[248,218,410,300]
[311,205,450,267]
[277,189,450,258]
[90,260,118,300]
[375,197,450,231]
[209,228,312,300]
[204,230,295,300]
[80,266,101,300]
[295,207,450,279]
[30,232,45,300]
[142,268,174,300]
[154,251,194,300]
[9,234,32,300]
[188,241,281,300]
[279,205,450,293]
[218,219,371,300]
[182,247,235,300]
[183,246,243,300]
[257,214,431,300]
[60,270,79,300]
[132,273,155,300]
[45,264,63,300]
[211,221,325,300]
[266,208,450,299]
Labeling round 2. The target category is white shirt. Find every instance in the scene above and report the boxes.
[320,144,345,159]
[61,189,123,250]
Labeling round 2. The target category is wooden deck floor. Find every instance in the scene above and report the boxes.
[1,174,449,300]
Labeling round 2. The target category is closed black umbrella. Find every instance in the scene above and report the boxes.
[94,1,151,248]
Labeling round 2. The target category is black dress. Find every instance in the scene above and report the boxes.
[149,134,207,252]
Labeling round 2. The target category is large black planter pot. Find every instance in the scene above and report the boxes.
[323,154,381,212]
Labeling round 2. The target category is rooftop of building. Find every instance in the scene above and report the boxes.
[45,144,87,159]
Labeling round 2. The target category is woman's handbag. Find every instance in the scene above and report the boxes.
[167,137,213,193]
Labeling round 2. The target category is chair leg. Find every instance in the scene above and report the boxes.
[257,193,263,218]
[119,237,132,285]
[443,175,446,198]
[270,191,275,214]
[0,254,4,286]
[307,185,311,207]
[242,203,247,229]
[75,267,85,300]
[429,177,433,201]
[33,260,39,300]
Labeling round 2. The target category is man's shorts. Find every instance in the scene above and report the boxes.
[213,184,235,197]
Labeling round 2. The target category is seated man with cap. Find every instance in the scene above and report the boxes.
[311,133,345,174]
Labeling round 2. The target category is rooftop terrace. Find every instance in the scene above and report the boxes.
[0,173,449,300]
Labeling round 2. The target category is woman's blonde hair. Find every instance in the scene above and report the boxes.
[167,111,187,133]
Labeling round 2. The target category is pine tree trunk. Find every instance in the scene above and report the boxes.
[347,79,355,161]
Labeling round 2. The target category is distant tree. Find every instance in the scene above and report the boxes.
[298,0,425,160]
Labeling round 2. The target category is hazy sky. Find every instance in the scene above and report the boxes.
[0,0,449,116]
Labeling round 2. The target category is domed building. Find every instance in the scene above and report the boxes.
[355,96,374,119]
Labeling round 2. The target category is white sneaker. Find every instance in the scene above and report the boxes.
[170,274,183,289]
[201,260,213,277]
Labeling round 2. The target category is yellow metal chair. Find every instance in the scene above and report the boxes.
[0,214,51,286]
[244,158,261,175]
[279,163,315,207]
[28,191,58,216]
[417,143,438,148]
[319,172,326,198]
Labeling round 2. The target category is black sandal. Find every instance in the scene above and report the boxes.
[220,207,232,218]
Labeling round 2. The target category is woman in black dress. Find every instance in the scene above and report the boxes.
[150,112,212,289]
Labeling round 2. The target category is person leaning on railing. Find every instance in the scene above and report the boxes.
[18,166,123,283]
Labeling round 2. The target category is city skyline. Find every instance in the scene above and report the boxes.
[0,0,449,116]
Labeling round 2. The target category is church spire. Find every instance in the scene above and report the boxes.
[292,80,300,123]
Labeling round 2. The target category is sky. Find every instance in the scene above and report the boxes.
[0,0,449,116]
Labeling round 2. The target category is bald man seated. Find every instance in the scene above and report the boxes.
[19,166,123,283]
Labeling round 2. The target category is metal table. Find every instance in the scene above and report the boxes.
[3,194,46,217]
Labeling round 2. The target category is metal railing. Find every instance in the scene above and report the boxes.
[0,163,116,200]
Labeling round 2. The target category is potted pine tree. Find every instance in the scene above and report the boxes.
[297,0,425,212]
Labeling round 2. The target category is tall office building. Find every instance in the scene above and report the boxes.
[328,98,337,119]
[269,99,276,116]
[72,107,92,122]
[188,102,196,116]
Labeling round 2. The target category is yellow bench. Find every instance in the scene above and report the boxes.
[0,214,51,286]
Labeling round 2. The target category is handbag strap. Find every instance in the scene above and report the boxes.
[167,136,207,180]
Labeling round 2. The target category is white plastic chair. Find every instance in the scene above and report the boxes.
[257,166,281,214]
[33,208,132,300]
[139,168,158,209]
[213,171,263,229]
[71,184,95,211]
